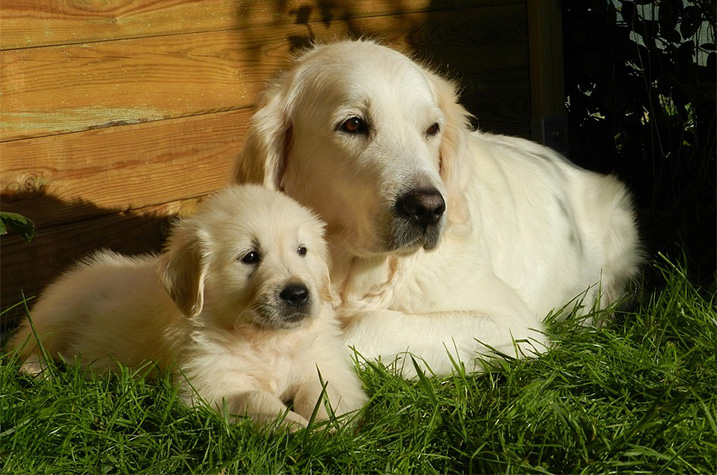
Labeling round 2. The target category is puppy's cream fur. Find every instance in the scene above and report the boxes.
[234,40,642,377]
[10,185,366,430]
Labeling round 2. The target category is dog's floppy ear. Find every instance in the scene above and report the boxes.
[233,79,293,191]
[425,69,473,225]
[157,222,207,318]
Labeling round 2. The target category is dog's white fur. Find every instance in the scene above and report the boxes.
[10,185,366,430]
[233,40,642,377]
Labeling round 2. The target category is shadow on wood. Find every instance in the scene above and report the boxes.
[1,191,182,335]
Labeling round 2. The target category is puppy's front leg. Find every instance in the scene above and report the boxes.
[226,390,309,431]
[293,378,332,423]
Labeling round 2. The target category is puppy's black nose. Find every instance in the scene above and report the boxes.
[279,284,309,309]
[396,188,446,229]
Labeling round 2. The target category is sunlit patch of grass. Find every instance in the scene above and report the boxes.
[1,257,714,474]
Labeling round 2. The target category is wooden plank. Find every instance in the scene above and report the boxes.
[1,4,528,141]
[1,110,246,229]
[405,4,530,137]
[0,0,521,50]
[527,0,566,149]
[527,0,565,119]
[0,197,206,325]
[466,69,530,137]
[0,30,265,141]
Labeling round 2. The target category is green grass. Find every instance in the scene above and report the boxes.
[1,256,714,474]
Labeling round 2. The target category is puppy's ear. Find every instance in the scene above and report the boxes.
[157,223,207,318]
[426,70,473,225]
[319,267,334,304]
[233,80,294,191]
[310,218,334,304]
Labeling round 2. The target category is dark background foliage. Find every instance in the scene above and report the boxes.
[562,0,716,286]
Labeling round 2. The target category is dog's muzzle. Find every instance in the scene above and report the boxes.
[390,187,446,251]
[255,281,314,329]
[277,282,311,323]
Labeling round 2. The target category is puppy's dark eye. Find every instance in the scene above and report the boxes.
[297,246,307,257]
[339,117,369,135]
[240,251,261,265]
[426,122,440,136]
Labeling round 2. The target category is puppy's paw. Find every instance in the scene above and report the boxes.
[18,355,48,377]
[233,409,309,433]
[20,362,44,375]
[278,411,311,433]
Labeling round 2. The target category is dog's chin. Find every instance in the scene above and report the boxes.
[251,311,312,330]
[250,299,317,330]
[343,217,444,258]
[354,233,442,258]
[384,220,444,254]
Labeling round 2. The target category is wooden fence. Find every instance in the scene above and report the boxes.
[0,0,563,326]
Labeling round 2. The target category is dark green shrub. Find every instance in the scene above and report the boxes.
[563,0,716,284]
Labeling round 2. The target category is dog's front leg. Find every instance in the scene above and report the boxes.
[226,390,309,431]
[339,304,547,378]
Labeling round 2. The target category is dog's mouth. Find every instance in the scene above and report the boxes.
[252,305,313,330]
[277,311,312,327]
[386,223,443,253]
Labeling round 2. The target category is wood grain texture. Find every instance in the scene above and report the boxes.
[0,5,528,141]
[0,197,204,323]
[1,30,263,141]
[0,0,522,49]
[1,110,245,229]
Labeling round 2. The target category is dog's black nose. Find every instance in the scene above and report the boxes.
[279,284,309,309]
[396,188,446,229]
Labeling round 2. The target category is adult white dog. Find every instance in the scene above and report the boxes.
[233,40,641,376]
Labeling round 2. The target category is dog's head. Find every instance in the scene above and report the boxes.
[234,40,472,258]
[157,185,330,330]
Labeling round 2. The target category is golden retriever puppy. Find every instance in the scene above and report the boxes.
[233,40,642,377]
[9,185,366,430]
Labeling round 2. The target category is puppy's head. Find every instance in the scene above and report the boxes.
[157,185,329,330]
[233,39,472,258]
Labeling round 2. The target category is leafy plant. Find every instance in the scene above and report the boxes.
[563,0,716,284]
[0,212,35,243]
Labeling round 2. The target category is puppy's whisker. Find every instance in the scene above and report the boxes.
[232,307,260,330]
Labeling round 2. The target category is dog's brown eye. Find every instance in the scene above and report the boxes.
[297,246,307,257]
[240,251,261,265]
[339,117,368,135]
[426,122,440,136]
